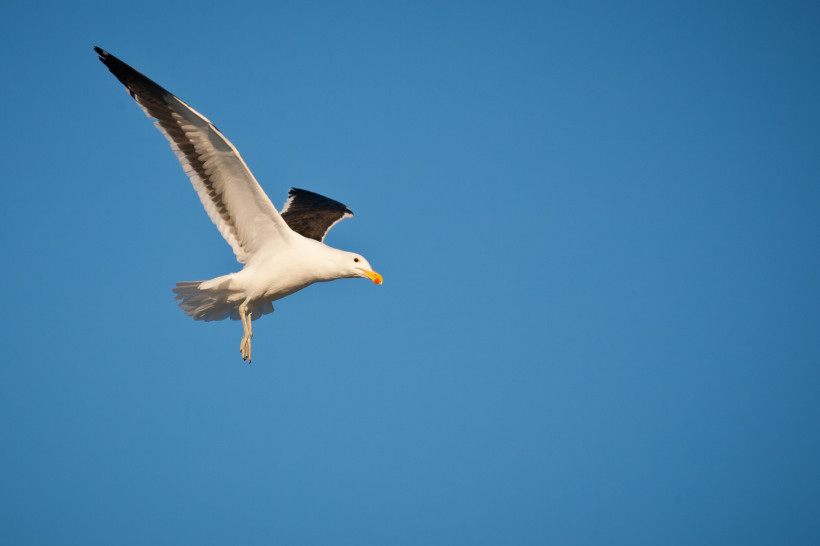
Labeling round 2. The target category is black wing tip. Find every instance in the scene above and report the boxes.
[93,46,175,100]
[94,46,118,69]
[287,187,354,215]
[93,46,112,62]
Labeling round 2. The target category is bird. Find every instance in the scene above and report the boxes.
[94,47,382,363]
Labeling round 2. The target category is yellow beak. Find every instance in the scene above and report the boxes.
[358,269,383,285]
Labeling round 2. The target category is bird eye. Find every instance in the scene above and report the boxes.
[354,258,360,263]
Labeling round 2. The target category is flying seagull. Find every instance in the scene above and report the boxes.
[94,47,382,363]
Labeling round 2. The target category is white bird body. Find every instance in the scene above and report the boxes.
[95,47,382,362]
[202,237,374,307]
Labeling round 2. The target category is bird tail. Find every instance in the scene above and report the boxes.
[172,279,273,322]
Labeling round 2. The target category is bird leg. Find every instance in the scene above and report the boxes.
[246,309,253,363]
[239,303,253,363]
[238,306,247,357]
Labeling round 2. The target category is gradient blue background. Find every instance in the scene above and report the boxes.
[1,1,818,544]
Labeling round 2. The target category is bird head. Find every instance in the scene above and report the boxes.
[345,253,383,284]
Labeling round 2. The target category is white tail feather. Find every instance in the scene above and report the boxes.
[173,280,273,322]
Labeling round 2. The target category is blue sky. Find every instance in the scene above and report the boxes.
[1,0,818,544]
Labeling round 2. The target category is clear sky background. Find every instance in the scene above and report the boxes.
[1,0,818,544]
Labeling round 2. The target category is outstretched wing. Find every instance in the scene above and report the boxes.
[281,188,353,242]
[94,47,292,263]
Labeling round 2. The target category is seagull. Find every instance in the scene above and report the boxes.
[94,47,382,363]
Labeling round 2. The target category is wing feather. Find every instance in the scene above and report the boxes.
[95,47,292,263]
[281,188,354,242]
